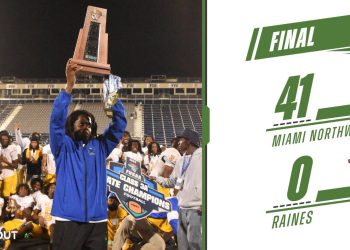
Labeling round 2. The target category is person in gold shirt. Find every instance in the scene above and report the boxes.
[107,193,128,249]
[41,144,56,185]
[1,208,34,249]
[0,130,19,199]
[22,136,42,183]
[1,184,49,249]
[112,182,174,250]
[36,183,56,244]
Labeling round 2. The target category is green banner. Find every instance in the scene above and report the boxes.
[246,15,350,61]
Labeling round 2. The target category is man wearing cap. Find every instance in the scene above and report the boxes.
[153,128,202,250]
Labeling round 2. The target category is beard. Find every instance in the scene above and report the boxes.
[108,203,118,211]
[74,130,91,144]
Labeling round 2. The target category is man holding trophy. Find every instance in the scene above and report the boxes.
[49,6,127,249]
[50,60,126,249]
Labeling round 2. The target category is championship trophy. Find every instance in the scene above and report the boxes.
[71,6,111,75]
[72,6,122,118]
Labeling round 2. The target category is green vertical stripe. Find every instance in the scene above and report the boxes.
[246,28,259,61]
[202,106,210,145]
[201,0,207,248]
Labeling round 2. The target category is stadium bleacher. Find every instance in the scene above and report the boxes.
[1,102,143,144]
[79,103,112,134]
[0,104,17,125]
[5,104,75,133]
[0,76,202,147]
[0,102,202,147]
[143,104,202,146]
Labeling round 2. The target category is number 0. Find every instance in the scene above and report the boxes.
[287,155,313,201]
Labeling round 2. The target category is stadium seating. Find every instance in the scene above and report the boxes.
[78,103,137,135]
[2,102,137,143]
[79,103,112,135]
[143,104,202,146]
[0,102,201,147]
[0,104,17,125]
[5,104,75,133]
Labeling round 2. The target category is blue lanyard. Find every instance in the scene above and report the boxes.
[181,154,193,176]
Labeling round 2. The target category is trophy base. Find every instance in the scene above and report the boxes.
[71,59,111,76]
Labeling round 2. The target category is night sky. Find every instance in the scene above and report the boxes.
[0,0,201,78]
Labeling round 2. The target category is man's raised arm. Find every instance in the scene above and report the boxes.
[100,100,127,156]
[50,59,82,156]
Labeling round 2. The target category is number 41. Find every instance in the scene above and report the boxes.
[275,74,314,120]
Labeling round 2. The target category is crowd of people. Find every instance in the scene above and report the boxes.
[0,60,202,250]
[0,128,56,249]
[92,129,202,250]
[0,126,202,250]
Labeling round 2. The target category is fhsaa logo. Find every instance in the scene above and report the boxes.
[128,160,139,174]
[107,157,171,219]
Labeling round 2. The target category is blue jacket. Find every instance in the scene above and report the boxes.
[50,90,127,222]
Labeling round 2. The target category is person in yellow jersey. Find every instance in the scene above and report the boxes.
[22,136,42,184]
[14,142,25,185]
[36,183,55,244]
[112,215,167,250]
[0,197,4,218]
[41,143,56,185]
[159,138,181,179]
[1,208,35,249]
[31,177,50,233]
[112,182,174,250]
[14,123,42,184]
[1,184,47,249]
[0,131,19,200]
[107,193,128,249]
[147,183,174,239]
[30,178,50,239]
[4,181,52,246]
